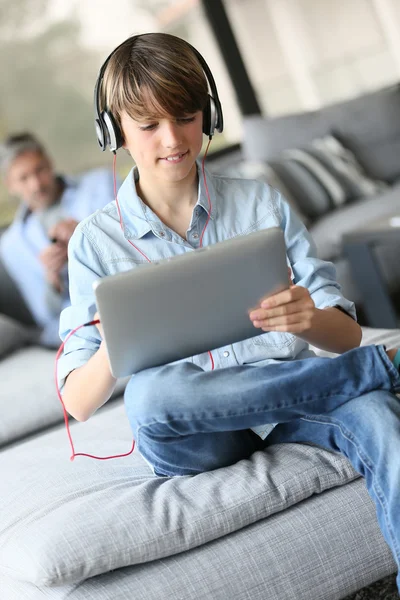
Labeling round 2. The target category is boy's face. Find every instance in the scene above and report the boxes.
[120,110,203,184]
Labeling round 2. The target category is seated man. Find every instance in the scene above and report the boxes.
[0,133,117,347]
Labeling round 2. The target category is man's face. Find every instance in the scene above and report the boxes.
[5,150,58,211]
[120,110,204,185]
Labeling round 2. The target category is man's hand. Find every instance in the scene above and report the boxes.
[39,242,68,292]
[39,242,68,272]
[249,268,316,334]
[48,218,78,245]
[39,219,78,293]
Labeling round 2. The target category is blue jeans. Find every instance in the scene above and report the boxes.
[124,344,400,588]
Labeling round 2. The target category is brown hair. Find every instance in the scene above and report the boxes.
[101,33,209,129]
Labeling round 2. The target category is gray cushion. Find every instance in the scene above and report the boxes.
[0,400,359,586]
[243,84,400,184]
[305,135,387,200]
[0,314,37,360]
[269,157,332,219]
[310,181,400,261]
[242,112,329,163]
[333,84,400,183]
[0,346,127,448]
[0,479,395,600]
[0,256,36,326]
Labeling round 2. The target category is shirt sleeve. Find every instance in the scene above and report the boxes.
[57,225,106,390]
[274,190,357,320]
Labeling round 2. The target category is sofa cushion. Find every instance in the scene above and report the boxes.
[242,111,329,163]
[0,314,38,360]
[0,400,359,586]
[0,479,395,600]
[0,346,127,448]
[269,157,332,220]
[333,84,400,184]
[244,130,387,223]
[243,84,400,184]
[310,180,400,261]
[0,256,36,326]
[284,135,387,202]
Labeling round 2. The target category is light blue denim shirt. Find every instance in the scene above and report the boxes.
[1,168,117,345]
[59,161,355,436]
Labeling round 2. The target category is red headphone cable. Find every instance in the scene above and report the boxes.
[55,141,214,460]
[54,320,135,461]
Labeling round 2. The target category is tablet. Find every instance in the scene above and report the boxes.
[93,227,288,377]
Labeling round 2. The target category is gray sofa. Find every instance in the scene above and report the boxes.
[240,83,400,323]
[0,323,399,599]
[2,85,400,598]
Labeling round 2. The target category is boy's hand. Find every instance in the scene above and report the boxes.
[249,268,316,334]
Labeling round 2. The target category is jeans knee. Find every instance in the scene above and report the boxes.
[123,361,197,429]
[124,371,156,427]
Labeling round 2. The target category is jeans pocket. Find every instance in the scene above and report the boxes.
[233,331,303,364]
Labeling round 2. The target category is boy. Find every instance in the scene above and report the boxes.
[58,33,400,588]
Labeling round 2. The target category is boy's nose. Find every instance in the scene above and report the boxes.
[161,123,182,148]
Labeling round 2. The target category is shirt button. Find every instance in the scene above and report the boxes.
[159,231,165,237]
[192,232,199,239]
[223,351,230,358]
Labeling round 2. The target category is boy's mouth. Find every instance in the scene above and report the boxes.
[161,151,188,163]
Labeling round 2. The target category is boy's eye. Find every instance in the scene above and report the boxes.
[139,123,157,131]
[177,116,196,124]
[138,116,196,131]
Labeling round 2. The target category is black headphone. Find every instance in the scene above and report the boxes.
[94,34,224,153]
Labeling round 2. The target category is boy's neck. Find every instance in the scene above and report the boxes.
[136,163,199,218]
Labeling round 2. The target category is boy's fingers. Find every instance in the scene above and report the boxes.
[250,300,311,321]
[252,310,314,328]
[260,285,310,309]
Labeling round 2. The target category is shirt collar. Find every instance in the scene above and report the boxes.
[116,159,217,240]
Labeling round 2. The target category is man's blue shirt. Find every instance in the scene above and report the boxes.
[0,168,116,345]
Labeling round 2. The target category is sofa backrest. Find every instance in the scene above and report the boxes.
[243,84,400,184]
[0,229,36,326]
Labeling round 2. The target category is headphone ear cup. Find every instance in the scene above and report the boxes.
[202,96,212,137]
[202,95,219,137]
[208,95,218,135]
[95,117,106,151]
[102,110,124,152]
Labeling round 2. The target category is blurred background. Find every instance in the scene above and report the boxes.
[1,0,400,224]
[3,0,400,330]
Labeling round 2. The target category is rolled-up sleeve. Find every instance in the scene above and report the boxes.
[276,192,356,320]
[57,225,106,390]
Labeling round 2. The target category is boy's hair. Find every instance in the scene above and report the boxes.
[101,33,209,129]
[0,133,46,175]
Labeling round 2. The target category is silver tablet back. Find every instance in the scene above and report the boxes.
[93,227,288,377]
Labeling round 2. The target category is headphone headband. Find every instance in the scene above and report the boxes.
[94,34,223,152]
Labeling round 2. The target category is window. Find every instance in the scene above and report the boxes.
[224,0,400,116]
